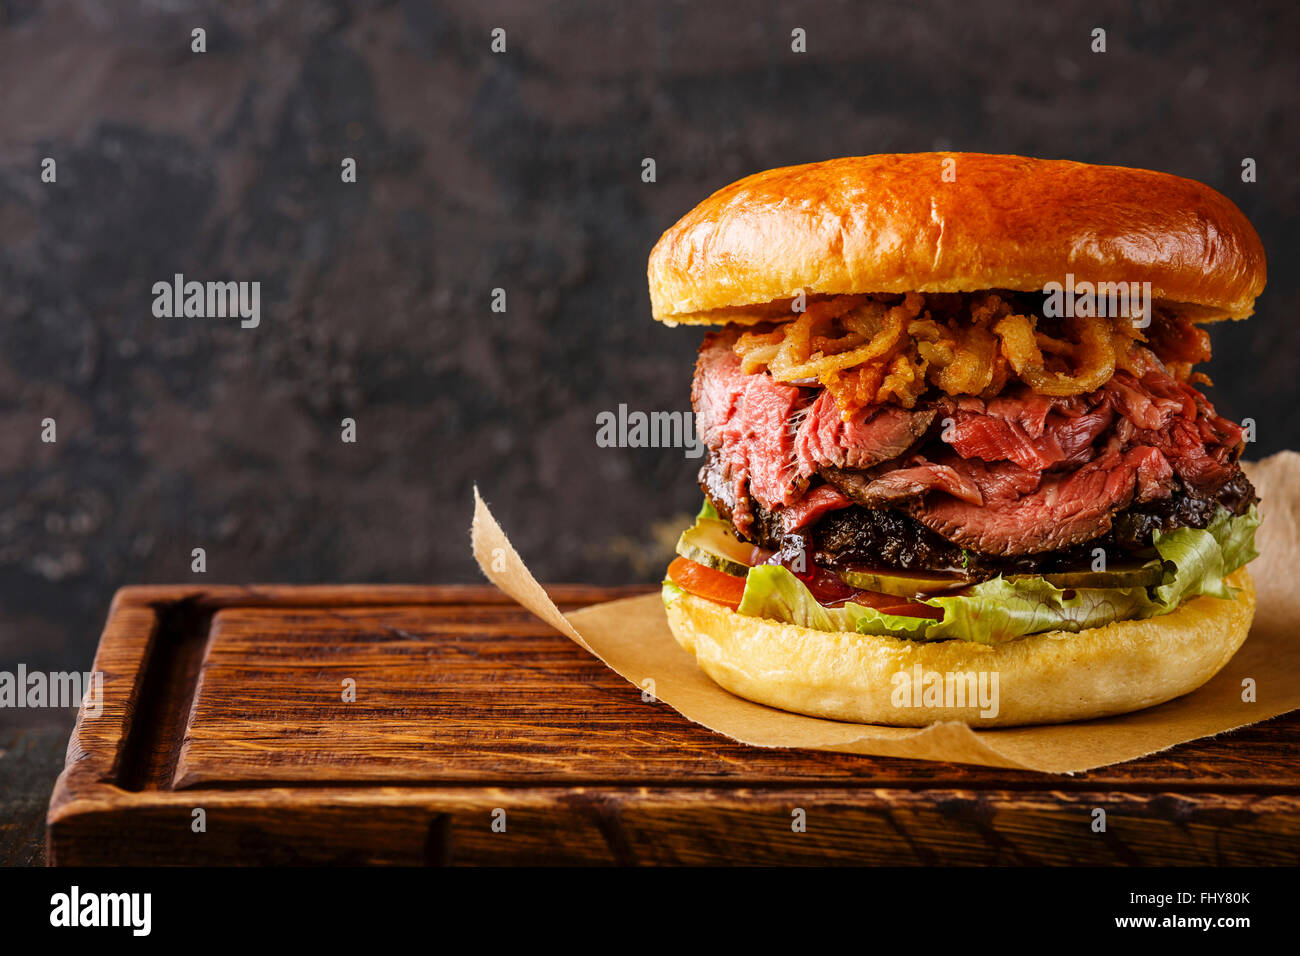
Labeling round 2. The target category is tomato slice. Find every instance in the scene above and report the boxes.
[791,563,858,603]
[666,557,746,609]
[875,601,945,620]
[821,590,944,619]
[667,556,943,621]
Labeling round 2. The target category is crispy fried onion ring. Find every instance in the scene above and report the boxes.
[735,295,924,413]
[734,292,1146,414]
[734,295,907,379]
[993,313,1117,396]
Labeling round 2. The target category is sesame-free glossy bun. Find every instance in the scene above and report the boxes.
[648,153,1265,325]
[663,568,1255,727]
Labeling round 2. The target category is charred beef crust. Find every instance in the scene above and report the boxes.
[1109,469,1257,551]
[699,450,1257,577]
[701,451,967,569]
[813,506,965,570]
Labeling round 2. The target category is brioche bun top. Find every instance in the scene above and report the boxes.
[648,153,1265,325]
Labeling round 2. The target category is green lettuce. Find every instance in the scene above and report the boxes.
[924,576,1155,643]
[735,564,933,639]
[926,508,1258,643]
[664,505,1260,645]
[1150,505,1260,607]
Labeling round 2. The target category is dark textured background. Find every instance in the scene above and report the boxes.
[0,0,1296,683]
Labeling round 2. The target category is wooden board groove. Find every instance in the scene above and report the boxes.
[115,598,213,792]
[45,585,1300,866]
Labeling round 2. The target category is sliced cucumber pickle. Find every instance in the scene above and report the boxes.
[676,518,762,578]
[1025,563,1164,589]
[836,567,973,598]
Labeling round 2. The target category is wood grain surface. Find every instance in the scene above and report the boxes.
[46,585,1300,865]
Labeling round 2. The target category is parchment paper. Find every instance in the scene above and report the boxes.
[470,452,1300,773]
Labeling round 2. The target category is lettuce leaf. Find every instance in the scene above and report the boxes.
[925,576,1155,644]
[1150,504,1260,607]
[736,564,933,639]
[687,505,1260,645]
[1213,504,1262,572]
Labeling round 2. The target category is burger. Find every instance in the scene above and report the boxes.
[652,153,1263,727]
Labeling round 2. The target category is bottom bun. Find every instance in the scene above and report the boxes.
[664,568,1255,727]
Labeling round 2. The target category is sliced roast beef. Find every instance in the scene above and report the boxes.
[946,456,1043,503]
[983,389,1084,438]
[1110,469,1257,550]
[1143,401,1243,493]
[699,448,1256,576]
[692,335,808,526]
[1132,445,1176,502]
[822,462,984,508]
[905,446,1167,555]
[693,334,932,524]
[1103,369,1243,493]
[919,368,1235,503]
[1105,370,1196,431]
[693,329,1250,561]
[781,483,853,532]
[945,397,1113,471]
[794,391,935,473]
[816,366,1231,555]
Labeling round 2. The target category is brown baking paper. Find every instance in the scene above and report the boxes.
[471,452,1300,773]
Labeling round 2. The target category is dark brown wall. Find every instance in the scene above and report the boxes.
[1,0,1296,669]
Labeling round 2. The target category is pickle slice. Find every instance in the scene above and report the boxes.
[836,567,973,598]
[1027,563,1164,589]
[676,518,761,578]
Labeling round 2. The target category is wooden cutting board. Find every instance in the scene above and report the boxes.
[47,585,1300,865]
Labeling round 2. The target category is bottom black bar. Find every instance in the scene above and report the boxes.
[0,865,1286,942]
